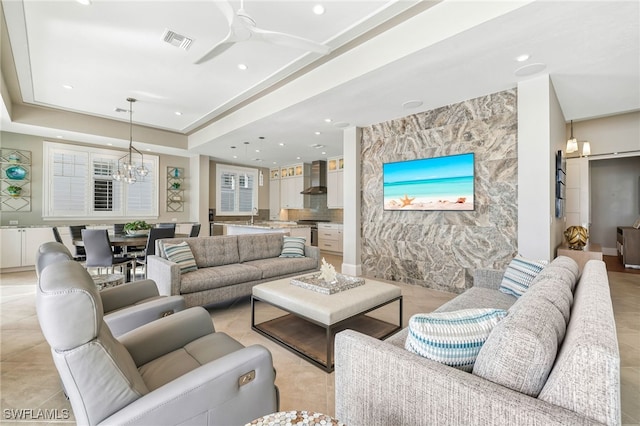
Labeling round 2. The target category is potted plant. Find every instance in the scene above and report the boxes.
[171,182,181,190]
[123,220,153,236]
[7,185,22,197]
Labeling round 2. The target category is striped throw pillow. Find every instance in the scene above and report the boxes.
[499,256,548,297]
[163,242,198,274]
[279,236,306,258]
[405,308,508,372]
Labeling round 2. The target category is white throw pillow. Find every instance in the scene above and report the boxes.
[405,308,508,372]
[499,256,548,298]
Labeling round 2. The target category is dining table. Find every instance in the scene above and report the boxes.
[73,233,188,253]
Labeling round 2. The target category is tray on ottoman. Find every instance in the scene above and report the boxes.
[290,273,364,295]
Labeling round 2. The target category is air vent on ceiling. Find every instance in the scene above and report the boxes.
[162,29,193,50]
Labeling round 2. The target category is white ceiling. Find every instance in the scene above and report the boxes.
[2,0,639,167]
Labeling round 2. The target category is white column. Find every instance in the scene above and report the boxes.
[190,155,210,227]
[342,127,362,276]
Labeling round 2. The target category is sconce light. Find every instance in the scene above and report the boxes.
[566,120,578,153]
[259,170,264,186]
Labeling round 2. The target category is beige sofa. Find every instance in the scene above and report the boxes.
[147,233,320,307]
[335,257,620,425]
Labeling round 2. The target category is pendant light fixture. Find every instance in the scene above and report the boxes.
[112,98,149,184]
[566,120,578,153]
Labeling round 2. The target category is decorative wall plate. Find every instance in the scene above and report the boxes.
[5,165,26,180]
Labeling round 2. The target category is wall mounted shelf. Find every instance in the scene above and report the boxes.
[167,166,184,212]
[1,148,31,212]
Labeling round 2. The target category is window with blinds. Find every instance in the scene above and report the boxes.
[216,165,258,215]
[43,142,158,219]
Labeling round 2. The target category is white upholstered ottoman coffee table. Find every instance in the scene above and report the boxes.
[251,275,402,372]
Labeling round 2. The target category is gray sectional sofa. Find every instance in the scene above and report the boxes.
[147,233,320,307]
[335,257,620,425]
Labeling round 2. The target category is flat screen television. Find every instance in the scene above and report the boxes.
[383,152,475,211]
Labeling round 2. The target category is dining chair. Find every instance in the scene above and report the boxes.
[189,223,201,237]
[68,225,87,260]
[113,223,126,235]
[81,229,136,281]
[156,223,177,229]
[52,227,85,262]
[135,227,175,278]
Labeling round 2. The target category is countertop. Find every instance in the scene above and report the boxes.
[214,221,312,229]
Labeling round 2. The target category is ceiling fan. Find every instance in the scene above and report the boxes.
[195,0,331,64]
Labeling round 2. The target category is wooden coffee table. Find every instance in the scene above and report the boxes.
[251,275,402,372]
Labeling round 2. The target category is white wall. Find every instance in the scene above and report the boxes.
[569,111,640,156]
[517,75,566,260]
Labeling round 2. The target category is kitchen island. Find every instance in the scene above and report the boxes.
[217,221,312,245]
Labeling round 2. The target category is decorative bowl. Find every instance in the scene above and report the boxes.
[125,229,150,237]
[5,165,26,180]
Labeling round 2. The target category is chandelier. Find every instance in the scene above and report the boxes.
[112,97,149,184]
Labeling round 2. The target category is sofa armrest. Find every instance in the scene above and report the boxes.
[118,307,215,366]
[473,268,504,290]
[335,330,599,426]
[100,280,159,313]
[304,245,321,269]
[98,345,278,426]
[146,255,181,296]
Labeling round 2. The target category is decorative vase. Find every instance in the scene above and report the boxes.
[173,168,180,178]
[564,226,589,250]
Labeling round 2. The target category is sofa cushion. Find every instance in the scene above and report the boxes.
[179,264,262,294]
[472,295,566,397]
[279,236,306,258]
[532,255,579,292]
[435,287,517,313]
[191,235,240,268]
[244,256,318,279]
[237,233,284,263]
[163,242,198,274]
[405,308,507,372]
[499,256,548,297]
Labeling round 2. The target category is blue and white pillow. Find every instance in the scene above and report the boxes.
[279,236,306,258]
[499,256,548,297]
[163,241,198,274]
[405,308,508,372]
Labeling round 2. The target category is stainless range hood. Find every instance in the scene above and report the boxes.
[300,160,327,195]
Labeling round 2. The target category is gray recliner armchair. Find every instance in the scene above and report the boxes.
[36,241,185,337]
[36,260,279,425]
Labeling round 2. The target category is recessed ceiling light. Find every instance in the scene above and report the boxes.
[56,135,63,138]
[514,62,547,77]
[255,149,260,153]
[62,84,73,90]
[324,118,332,123]
[76,0,91,5]
[296,156,301,160]
[233,155,238,159]
[516,54,530,62]
[175,111,182,116]
[402,100,423,109]
[238,64,248,70]
[314,131,321,135]
[279,143,285,146]
[321,151,326,155]
[313,4,325,15]
[107,143,113,146]
[146,148,151,151]
[273,161,277,164]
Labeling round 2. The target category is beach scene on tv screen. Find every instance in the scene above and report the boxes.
[383,153,474,211]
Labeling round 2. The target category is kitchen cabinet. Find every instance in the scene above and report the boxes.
[318,223,343,254]
[617,226,640,268]
[269,168,281,220]
[280,163,310,209]
[1,227,54,269]
[327,156,344,209]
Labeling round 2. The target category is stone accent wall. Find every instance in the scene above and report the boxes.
[361,89,518,293]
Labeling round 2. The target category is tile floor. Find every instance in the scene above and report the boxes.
[1,254,638,425]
